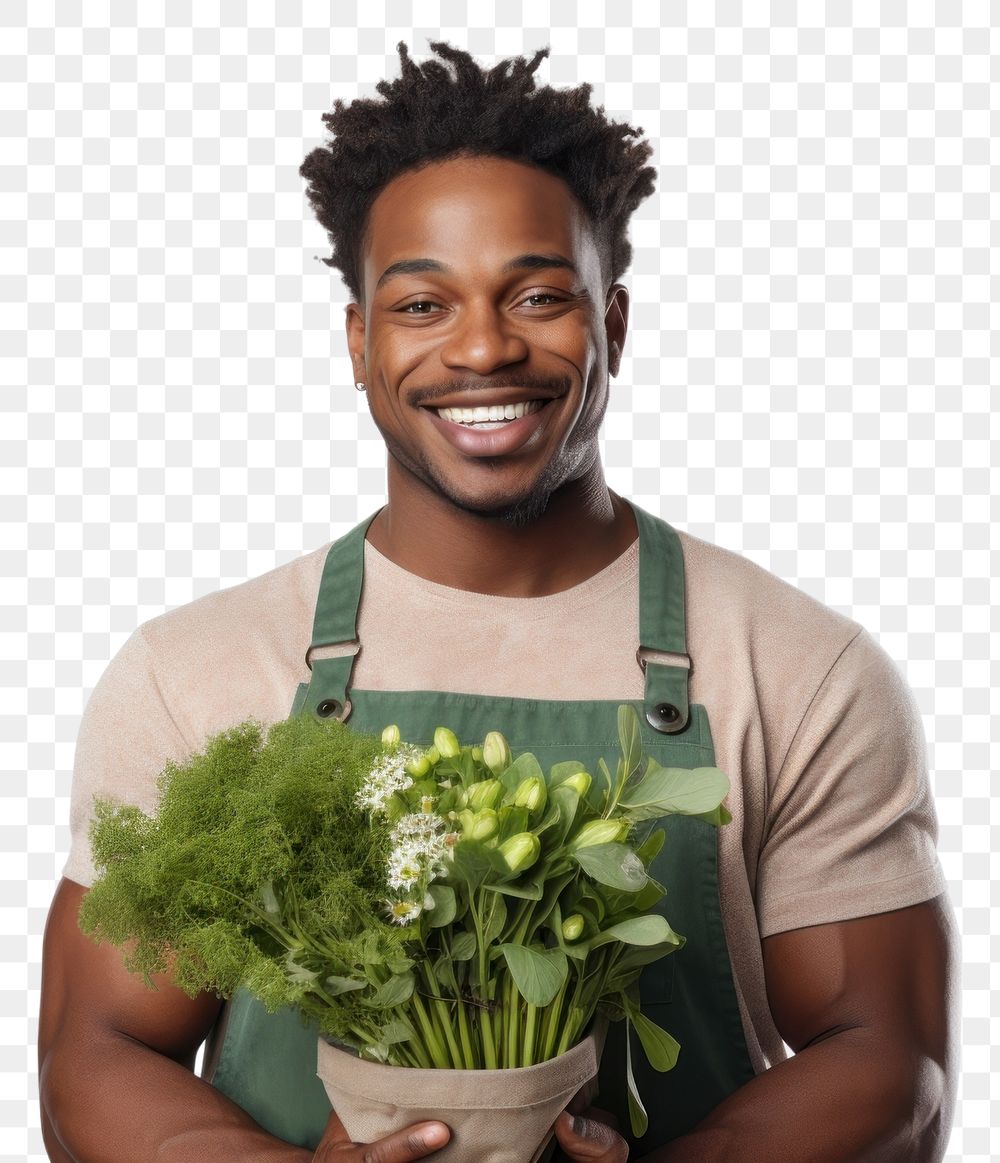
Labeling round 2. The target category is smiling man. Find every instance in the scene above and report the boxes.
[39,40,957,1162]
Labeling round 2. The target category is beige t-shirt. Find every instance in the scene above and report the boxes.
[63,518,946,1076]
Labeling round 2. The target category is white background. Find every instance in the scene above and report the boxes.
[4,3,995,1158]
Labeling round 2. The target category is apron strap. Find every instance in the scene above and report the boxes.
[301,500,692,735]
[624,500,692,735]
[300,507,383,722]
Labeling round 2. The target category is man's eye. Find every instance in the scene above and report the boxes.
[400,301,439,314]
[524,293,562,306]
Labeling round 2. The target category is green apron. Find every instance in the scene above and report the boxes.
[203,497,755,1153]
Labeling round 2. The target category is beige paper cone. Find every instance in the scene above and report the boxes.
[316,1020,607,1163]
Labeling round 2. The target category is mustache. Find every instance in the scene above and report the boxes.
[414,372,572,406]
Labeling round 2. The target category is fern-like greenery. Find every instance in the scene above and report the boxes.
[79,713,413,1041]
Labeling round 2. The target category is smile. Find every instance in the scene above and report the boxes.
[433,399,547,427]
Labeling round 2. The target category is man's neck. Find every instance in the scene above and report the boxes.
[364,471,638,599]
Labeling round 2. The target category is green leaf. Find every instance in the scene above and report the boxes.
[482,894,508,944]
[625,1020,648,1138]
[572,842,648,892]
[586,914,682,951]
[604,937,687,991]
[361,971,414,1010]
[692,803,733,827]
[425,884,456,928]
[324,975,367,996]
[259,880,280,916]
[631,1009,681,1072]
[617,703,643,784]
[628,876,667,912]
[497,804,530,842]
[378,1017,416,1045]
[499,752,544,797]
[450,931,477,960]
[450,841,506,890]
[619,764,730,818]
[634,826,665,866]
[532,800,562,838]
[595,757,613,805]
[548,760,587,787]
[548,787,580,846]
[499,943,568,1006]
[283,952,318,983]
[486,873,545,901]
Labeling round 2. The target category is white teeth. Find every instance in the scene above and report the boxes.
[436,399,547,424]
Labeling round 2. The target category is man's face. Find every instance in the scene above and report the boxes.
[346,153,628,526]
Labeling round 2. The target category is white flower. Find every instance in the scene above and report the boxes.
[385,899,422,925]
[387,843,424,890]
[392,813,446,841]
[355,751,418,815]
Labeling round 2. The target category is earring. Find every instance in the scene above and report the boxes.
[355,381,366,392]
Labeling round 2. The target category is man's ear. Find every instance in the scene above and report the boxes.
[604,284,629,378]
[345,301,367,387]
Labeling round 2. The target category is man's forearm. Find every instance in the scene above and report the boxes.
[640,1026,951,1163]
[41,1027,314,1163]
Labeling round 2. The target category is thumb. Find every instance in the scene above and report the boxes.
[553,1111,627,1160]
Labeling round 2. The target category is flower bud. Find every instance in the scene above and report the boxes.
[433,727,461,759]
[561,771,592,798]
[466,779,503,811]
[456,809,475,832]
[405,753,432,777]
[499,831,541,873]
[467,809,499,841]
[482,731,512,777]
[561,914,585,942]
[471,746,484,763]
[381,724,401,746]
[513,776,547,813]
[456,808,499,841]
[570,818,628,850]
[425,745,441,765]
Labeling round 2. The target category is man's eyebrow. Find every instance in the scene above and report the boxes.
[374,252,578,292]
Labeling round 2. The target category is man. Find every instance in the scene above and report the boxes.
[39,40,957,1161]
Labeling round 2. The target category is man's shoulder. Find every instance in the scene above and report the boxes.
[139,541,332,656]
[675,526,861,650]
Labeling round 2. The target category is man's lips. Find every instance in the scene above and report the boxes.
[421,397,558,458]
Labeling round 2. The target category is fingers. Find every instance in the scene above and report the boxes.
[552,1110,629,1162]
[366,1122,451,1161]
[313,1111,451,1162]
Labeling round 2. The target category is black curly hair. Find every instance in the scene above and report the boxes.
[299,39,657,305]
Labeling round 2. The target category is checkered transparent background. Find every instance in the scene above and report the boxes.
[4,3,996,1159]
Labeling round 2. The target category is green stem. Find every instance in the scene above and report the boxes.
[421,959,464,1069]
[468,892,488,999]
[540,976,568,1062]
[438,956,477,1069]
[410,989,449,1068]
[522,1003,539,1067]
[480,1001,498,1069]
[506,974,519,1069]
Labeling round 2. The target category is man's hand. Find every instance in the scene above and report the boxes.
[312,1109,450,1161]
[552,1107,628,1161]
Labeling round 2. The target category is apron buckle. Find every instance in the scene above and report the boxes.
[314,696,352,722]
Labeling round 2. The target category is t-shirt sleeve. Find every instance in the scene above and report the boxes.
[755,626,948,938]
[62,624,196,888]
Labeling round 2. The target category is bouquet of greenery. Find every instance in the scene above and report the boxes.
[81,704,729,1160]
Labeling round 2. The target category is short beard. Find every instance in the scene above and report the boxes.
[447,480,553,529]
[382,431,559,530]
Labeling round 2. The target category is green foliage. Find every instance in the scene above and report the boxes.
[79,714,411,1040]
[78,701,732,1091]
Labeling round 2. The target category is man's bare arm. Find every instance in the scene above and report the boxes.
[641,892,959,1162]
[38,877,314,1163]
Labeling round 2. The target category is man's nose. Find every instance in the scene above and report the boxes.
[438,300,530,374]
